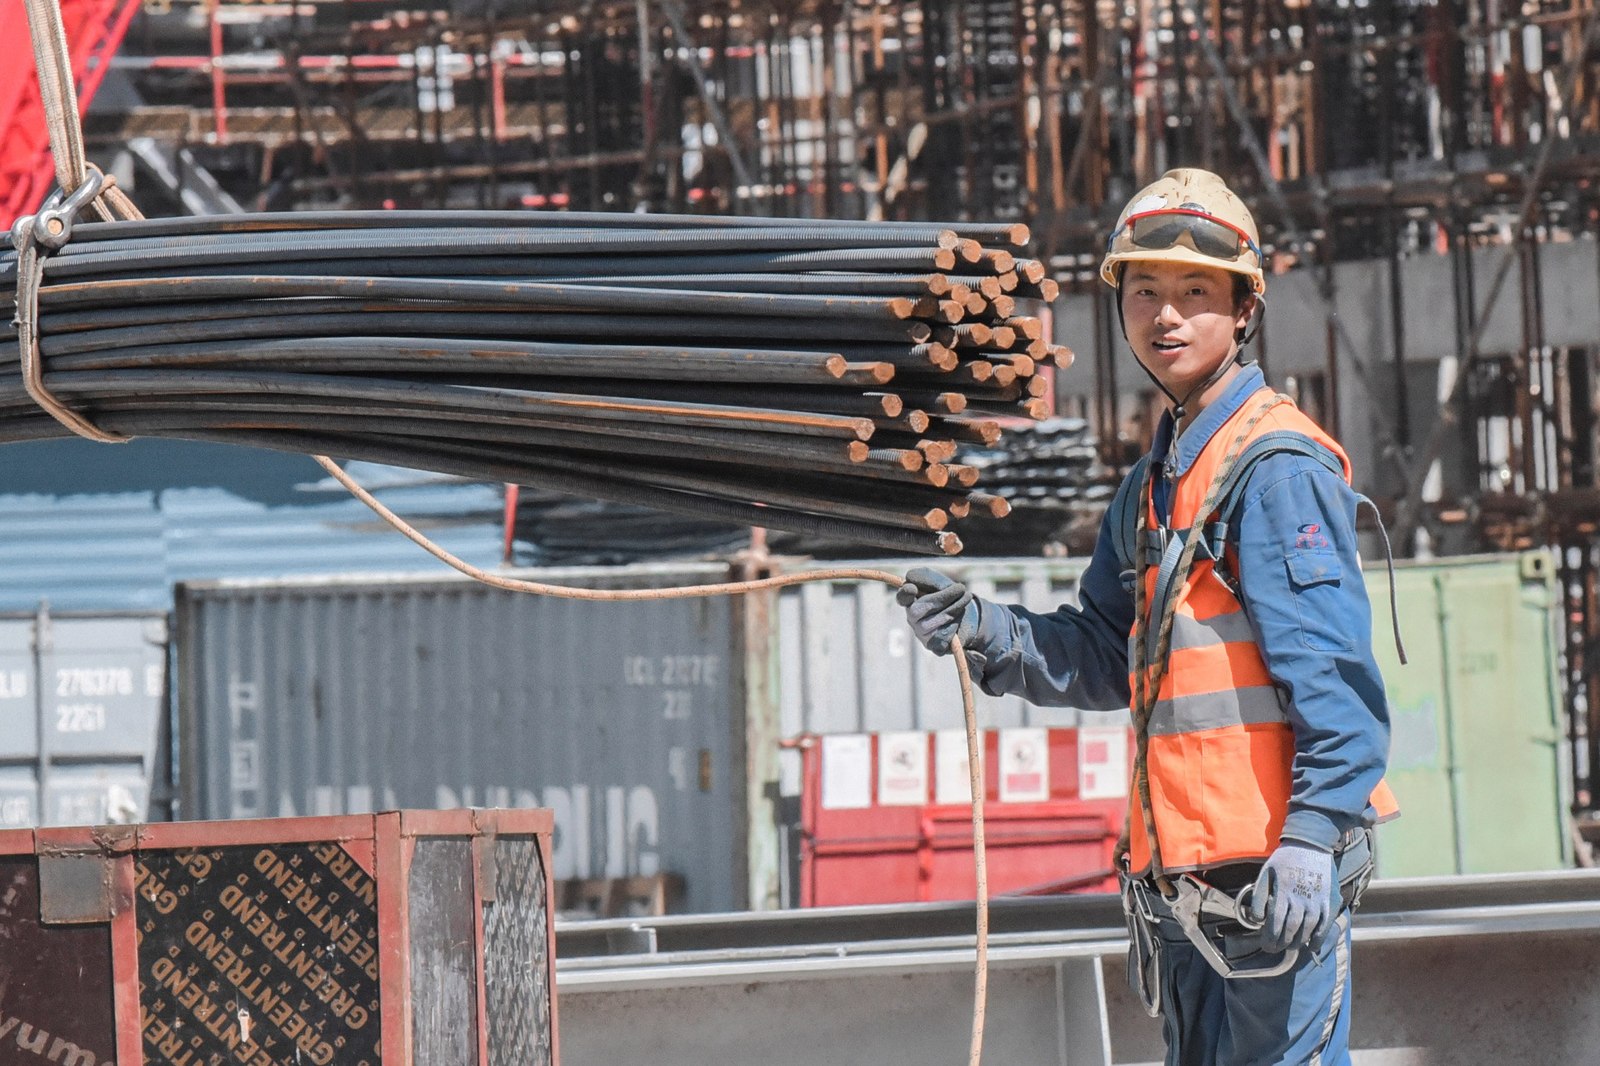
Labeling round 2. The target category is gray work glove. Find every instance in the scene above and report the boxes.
[1245,841,1336,952]
[896,567,979,657]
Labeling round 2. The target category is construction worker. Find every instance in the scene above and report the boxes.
[898,168,1397,1066]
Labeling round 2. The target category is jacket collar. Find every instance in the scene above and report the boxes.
[1150,362,1266,478]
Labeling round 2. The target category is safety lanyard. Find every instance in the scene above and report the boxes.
[1123,392,1290,896]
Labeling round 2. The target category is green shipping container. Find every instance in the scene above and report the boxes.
[1367,551,1570,877]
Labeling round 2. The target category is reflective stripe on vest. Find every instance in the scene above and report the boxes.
[1125,387,1398,876]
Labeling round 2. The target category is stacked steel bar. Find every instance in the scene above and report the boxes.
[0,211,1065,555]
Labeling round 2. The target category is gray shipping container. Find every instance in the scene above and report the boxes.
[0,607,170,828]
[176,564,761,913]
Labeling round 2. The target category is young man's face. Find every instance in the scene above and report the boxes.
[1119,260,1254,401]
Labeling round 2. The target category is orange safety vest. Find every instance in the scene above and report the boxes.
[1124,388,1399,877]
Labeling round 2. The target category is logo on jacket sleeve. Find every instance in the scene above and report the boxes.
[1295,523,1331,550]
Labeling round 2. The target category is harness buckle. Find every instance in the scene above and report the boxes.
[1166,874,1299,980]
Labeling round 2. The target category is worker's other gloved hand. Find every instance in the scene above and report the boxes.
[1245,841,1336,952]
[897,567,979,656]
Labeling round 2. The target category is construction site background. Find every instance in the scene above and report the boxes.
[3,0,1600,825]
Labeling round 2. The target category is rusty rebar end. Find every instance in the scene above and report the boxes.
[938,391,967,414]
[938,299,967,324]
[924,508,950,532]
[1049,344,1075,368]
[946,282,972,304]
[967,361,995,383]
[958,238,983,263]
[1005,316,1044,341]
[907,322,933,343]
[1026,375,1050,398]
[1038,278,1061,301]
[1007,354,1035,376]
[1021,259,1048,284]
[983,495,1011,518]
[936,230,961,251]
[963,293,987,317]
[925,274,953,297]
[934,249,957,271]
[985,250,1016,273]
[990,295,1017,319]
[906,409,930,433]
[869,392,904,417]
[948,464,980,488]
[936,531,963,555]
[992,327,1018,351]
[978,276,1004,299]
[889,297,920,319]
[824,354,848,378]
[1006,223,1031,247]
[991,366,1018,388]
[848,440,869,462]
[947,499,973,519]
[923,464,950,488]
[841,361,895,385]
[996,272,1019,293]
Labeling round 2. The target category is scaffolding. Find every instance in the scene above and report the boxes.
[66,0,1600,817]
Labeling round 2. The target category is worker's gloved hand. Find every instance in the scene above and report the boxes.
[897,567,979,656]
[1244,841,1336,952]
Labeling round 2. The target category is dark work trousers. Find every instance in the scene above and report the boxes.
[1144,830,1373,1066]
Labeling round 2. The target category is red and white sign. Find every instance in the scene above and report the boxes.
[1078,725,1130,800]
[877,731,929,806]
[999,728,1049,803]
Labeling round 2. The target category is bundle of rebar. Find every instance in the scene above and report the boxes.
[0,210,1067,554]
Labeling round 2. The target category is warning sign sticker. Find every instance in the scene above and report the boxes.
[1078,726,1131,800]
[998,728,1049,803]
[135,843,381,1066]
[876,732,928,806]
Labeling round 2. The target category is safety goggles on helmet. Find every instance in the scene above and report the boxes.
[1109,206,1262,266]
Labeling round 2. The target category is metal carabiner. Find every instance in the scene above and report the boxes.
[34,171,106,251]
[1166,875,1298,980]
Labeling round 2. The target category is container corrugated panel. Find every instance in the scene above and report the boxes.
[0,464,506,612]
[177,563,745,914]
[0,610,169,829]
[1367,551,1569,876]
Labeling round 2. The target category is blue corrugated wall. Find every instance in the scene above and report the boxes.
[0,438,508,610]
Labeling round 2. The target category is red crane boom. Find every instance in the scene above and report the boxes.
[1,0,141,222]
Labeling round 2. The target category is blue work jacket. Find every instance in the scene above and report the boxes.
[963,364,1392,852]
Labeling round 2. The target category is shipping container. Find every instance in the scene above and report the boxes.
[0,607,169,829]
[176,564,757,914]
[1365,551,1570,874]
[176,552,1570,915]
[0,808,556,1065]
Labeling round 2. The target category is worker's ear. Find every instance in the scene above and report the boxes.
[1234,293,1258,334]
[1235,293,1265,346]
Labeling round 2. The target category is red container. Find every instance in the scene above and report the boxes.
[0,809,556,1065]
[795,727,1130,907]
